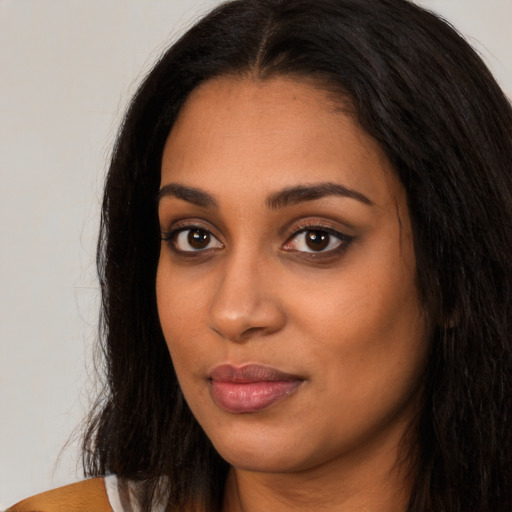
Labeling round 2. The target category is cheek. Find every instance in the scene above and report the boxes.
[157,255,201,328]
[156,260,214,376]
[290,249,419,347]
[157,262,184,349]
[287,244,427,397]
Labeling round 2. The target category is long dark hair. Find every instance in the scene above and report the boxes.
[82,1,512,511]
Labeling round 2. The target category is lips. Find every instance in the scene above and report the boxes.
[209,364,304,413]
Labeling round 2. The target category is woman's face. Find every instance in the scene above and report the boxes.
[156,76,429,474]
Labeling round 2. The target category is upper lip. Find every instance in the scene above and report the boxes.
[210,363,303,383]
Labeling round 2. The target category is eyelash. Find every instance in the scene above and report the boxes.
[161,225,223,255]
[161,222,353,258]
[283,223,353,256]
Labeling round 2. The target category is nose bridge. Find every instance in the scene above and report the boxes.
[208,244,285,342]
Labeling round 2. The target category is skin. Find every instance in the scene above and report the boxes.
[156,75,429,512]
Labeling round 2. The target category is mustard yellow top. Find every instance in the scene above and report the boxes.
[7,478,112,512]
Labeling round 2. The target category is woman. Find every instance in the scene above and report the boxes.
[10,0,512,511]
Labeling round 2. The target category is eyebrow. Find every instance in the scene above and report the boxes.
[157,181,373,209]
[157,183,218,208]
[266,182,374,209]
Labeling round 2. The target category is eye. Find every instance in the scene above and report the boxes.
[283,228,350,254]
[163,227,223,253]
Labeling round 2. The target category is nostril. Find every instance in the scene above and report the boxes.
[208,300,286,343]
[236,325,268,342]
[209,320,265,343]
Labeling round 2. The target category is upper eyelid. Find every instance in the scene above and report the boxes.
[160,209,354,229]
[284,219,352,239]
[289,225,345,237]
[160,218,221,235]
[285,227,351,247]
[161,221,347,235]
[161,225,221,240]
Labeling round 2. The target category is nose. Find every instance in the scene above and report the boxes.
[208,250,286,342]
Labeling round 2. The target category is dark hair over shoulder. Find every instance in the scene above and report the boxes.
[82,1,512,511]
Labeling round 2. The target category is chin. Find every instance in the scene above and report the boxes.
[219,448,305,474]
[207,426,320,474]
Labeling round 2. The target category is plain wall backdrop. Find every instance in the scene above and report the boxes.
[0,0,510,507]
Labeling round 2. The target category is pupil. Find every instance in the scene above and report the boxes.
[306,230,329,251]
[188,229,210,249]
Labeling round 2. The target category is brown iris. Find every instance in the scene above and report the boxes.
[188,229,210,249]
[305,230,329,251]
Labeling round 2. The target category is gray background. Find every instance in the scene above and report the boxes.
[1,0,510,507]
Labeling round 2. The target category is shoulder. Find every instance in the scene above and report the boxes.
[7,477,112,512]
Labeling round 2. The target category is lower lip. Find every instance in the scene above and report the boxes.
[209,380,302,413]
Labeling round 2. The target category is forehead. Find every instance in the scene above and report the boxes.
[161,75,402,210]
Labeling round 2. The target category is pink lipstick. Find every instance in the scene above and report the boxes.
[209,364,303,413]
